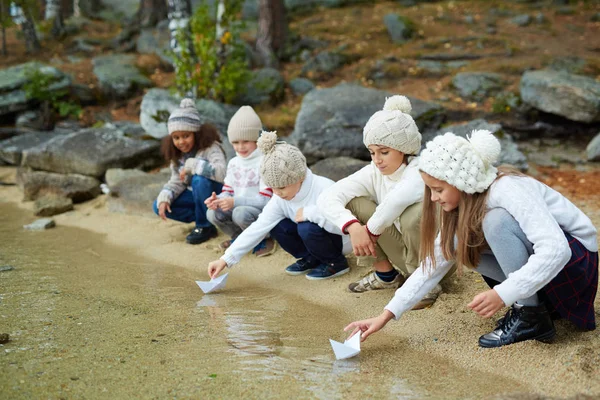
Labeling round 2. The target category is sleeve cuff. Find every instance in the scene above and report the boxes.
[366,224,381,238]
[341,219,360,234]
[493,283,519,307]
[221,254,237,267]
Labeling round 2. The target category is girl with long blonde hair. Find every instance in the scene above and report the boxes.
[345,130,598,348]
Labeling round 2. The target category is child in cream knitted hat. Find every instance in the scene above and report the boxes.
[345,129,598,349]
[153,98,226,245]
[205,106,276,257]
[318,95,447,308]
[207,131,353,281]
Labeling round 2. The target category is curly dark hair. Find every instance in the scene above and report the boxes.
[161,124,222,163]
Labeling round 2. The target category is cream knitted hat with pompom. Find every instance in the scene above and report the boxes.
[168,98,202,135]
[258,131,307,188]
[419,130,501,194]
[363,95,422,155]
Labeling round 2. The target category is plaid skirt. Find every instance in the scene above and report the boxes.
[542,232,598,330]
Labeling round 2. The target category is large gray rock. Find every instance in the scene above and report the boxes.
[236,68,285,106]
[18,169,101,202]
[0,62,71,117]
[520,70,600,123]
[424,119,528,170]
[0,130,69,165]
[139,88,237,157]
[310,157,369,182]
[289,78,315,96]
[452,72,505,100]
[92,54,152,100]
[105,168,148,187]
[21,125,162,178]
[301,50,349,79]
[587,133,600,162]
[290,83,444,163]
[107,169,171,216]
[383,14,415,44]
[34,195,74,217]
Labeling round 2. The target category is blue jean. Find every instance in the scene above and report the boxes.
[270,219,346,264]
[153,175,223,228]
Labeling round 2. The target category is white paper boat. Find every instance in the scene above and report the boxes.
[329,331,361,360]
[195,273,228,294]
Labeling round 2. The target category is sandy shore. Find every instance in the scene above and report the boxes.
[1,165,599,398]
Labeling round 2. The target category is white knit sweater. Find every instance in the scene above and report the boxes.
[317,157,424,235]
[219,148,272,209]
[222,169,352,267]
[385,174,598,319]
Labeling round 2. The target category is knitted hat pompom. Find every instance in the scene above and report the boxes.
[179,98,196,109]
[383,95,412,114]
[468,129,501,166]
[257,130,278,154]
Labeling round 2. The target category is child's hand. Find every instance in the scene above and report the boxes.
[158,202,171,221]
[343,310,394,342]
[208,259,228,279]
[205,192,218,210]
[468,289,505,318]
[347,223,376,257]
[295,208,304,223]
[217,197,235,211]
[179,169,188,182]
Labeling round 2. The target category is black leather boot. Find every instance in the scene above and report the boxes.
[186,226,217,245]
[478,303,556,348]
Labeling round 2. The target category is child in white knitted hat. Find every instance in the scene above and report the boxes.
[153,98,227,245]
[317,95,446,308]
[204,105,277,257]
[207,131,352,281]
[345,130,598,348]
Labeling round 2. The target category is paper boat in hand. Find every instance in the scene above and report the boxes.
[329,331,361,360]
[196,273,228,294]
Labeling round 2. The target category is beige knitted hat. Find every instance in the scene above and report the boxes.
[227,106,262,143]
[419,130,501,194]
[258,131,307,188]
[363,95,422,155]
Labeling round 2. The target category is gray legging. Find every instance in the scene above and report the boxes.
[207,206,262,240]
[475,207,540,306]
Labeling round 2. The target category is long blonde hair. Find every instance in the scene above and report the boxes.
[420,165,526,271]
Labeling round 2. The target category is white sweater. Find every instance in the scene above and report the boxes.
[317,157,424,235]
[220,148,272,209]
[222,169,352,266]
[385,174,598,319]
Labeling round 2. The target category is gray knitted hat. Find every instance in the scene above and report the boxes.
[227,106,262,143]
[363,95,422,155]
[258,131,307,188]
[168,98,202,135]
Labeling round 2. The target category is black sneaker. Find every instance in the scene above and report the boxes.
[186,226,217,245]
[306,259,350,281]
[478,303,556,348]
[285,256,320,275]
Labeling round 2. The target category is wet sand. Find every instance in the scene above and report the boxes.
[1,166,599,398]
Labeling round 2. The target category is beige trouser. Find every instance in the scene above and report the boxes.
[346,197,421,276]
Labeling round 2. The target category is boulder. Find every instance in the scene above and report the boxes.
[107,169,171,216]
[520,70,600,123]
[587,133,600,162]
[290,83,444,163]
[383,13,415,44]
[236,68,285,106]
[15,110,44,130]
[452,72,505,100]
[92,54,152,100]
[21,125,162,178]
[105,168,149,187]
[301,50,349,80]
[424,119,528,170]
[34,195,74,217]
[18,169,101,202]
[289,78,315,96]
[0,61,70,118]
[310,157,369,182]
[0,130,69,165]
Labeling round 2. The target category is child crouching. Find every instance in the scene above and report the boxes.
[207,131,352,281]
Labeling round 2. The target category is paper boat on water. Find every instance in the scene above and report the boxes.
[195,273,228,294]
[329,331,361,360]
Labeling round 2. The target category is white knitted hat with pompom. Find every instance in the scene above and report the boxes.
[257,131,307,188]
[168,98,202,135]
[363,95,422,155]
[419,129,501,194]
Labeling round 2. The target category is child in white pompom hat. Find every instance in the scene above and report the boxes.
[345,129,598,349]
[318,95,447,309]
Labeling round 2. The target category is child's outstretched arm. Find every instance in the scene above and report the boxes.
[344,310,395,342]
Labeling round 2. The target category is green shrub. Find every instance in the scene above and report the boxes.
[23,67,82,120]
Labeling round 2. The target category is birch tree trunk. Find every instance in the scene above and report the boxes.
[256,0,287,69]
[45,0,64,38]
[167,0,194,97]
[13,3,40,53]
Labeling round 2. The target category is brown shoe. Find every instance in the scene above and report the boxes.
[219,239,233,250]
[254,238,277,257]
[411,284,442,310]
